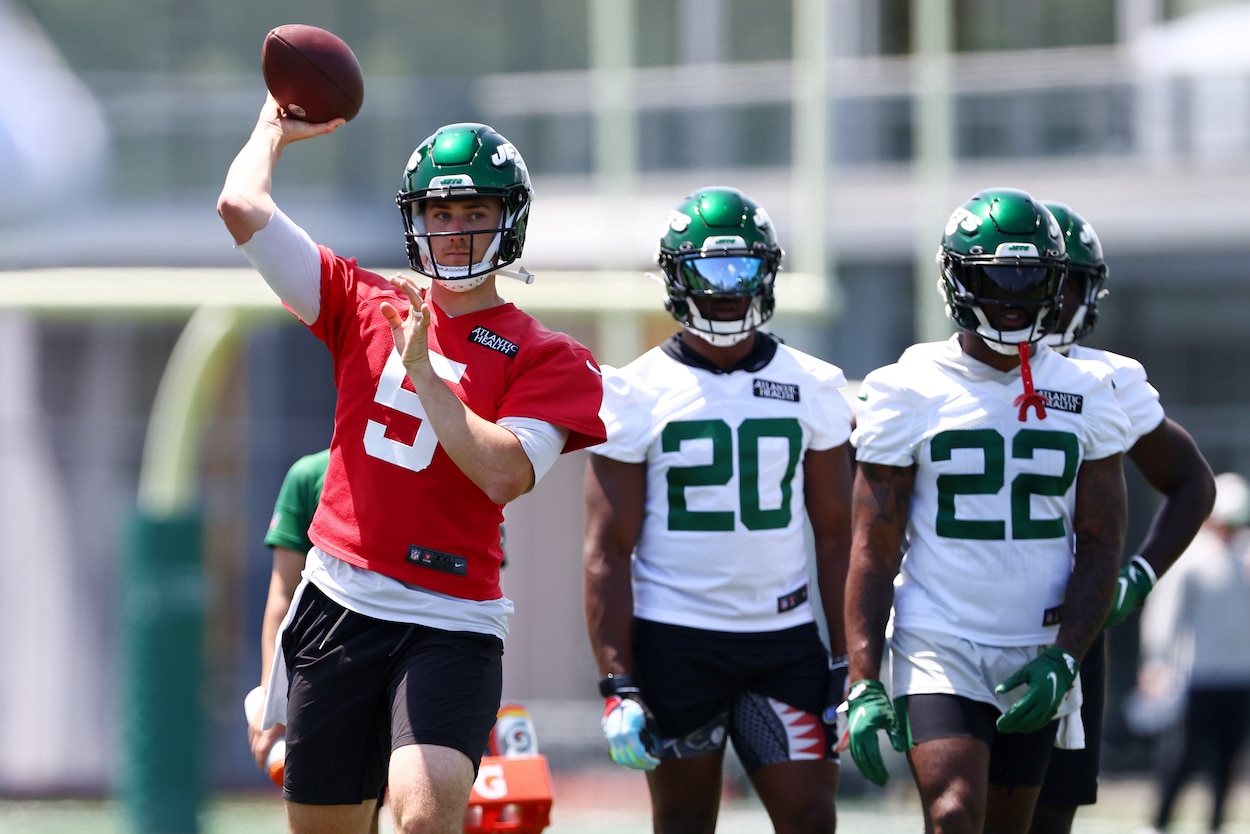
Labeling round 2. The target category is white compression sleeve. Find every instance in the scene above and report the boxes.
[238,206,322,324]
[498,417,569,484]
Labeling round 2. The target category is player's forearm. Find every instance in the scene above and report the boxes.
[410,367,534,503]
[1061,455,1127,657]
[582,457,644,677]
[815,537,850,657]
[217,122,285,244]
[259,549,305,684]
[260,588,291,685]
[806,445,853,655]
[1129,420,1216,578]
[845,570,893,681]
[260,606,285,685]
[583,556,636,677]
[846,463,910,680]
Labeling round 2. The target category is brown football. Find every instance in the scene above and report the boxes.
[262,24,364,123]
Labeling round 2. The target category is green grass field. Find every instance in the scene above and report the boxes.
[3,777,1249,834]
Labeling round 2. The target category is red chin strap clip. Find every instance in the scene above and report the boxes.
[1013,341,1049,422]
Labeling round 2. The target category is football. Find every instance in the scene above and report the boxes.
[261,24,364,123]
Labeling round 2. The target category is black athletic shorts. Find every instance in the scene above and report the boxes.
[281,582,504,805]
[1037,631,1106,807]
[632,618,837,771]
[901,692,1059,788]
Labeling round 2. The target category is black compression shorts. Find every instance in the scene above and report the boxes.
[902,692,1059,788]
[281,583,503,805]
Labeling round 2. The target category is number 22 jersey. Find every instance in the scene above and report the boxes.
[852,336,1131,646]
[594,333,853,633]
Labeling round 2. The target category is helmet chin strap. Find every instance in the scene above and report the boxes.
[684,325,753,347]
[495,266,535,284]
[434,274,489,292]
[685,302,761,347]
[427,242,500,293]
[970,306,1044,356]
[433,265,535,293]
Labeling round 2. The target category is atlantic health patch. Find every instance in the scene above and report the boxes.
[1035,390,1083,414]
[468,326,519,358]
[753,379,800,402]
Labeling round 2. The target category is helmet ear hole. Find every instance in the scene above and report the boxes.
[665,294,689,323]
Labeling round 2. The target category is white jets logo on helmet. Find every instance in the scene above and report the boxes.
[1047,215,1063,241]
[666,210,691,234]
[491,142,531,187]
[946,206,981,235]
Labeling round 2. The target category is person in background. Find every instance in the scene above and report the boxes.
[845,187,1130,834]
[1027,202,1216,834]
[584,186,853,833]
[247,448,389,833]
[218,96,605,834]
[1133,471,1250,834]
[248,448,328,775]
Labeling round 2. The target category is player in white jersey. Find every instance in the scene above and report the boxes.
[583,187,854,833]
[1029,203,1215,834]
[844,188,1131,834]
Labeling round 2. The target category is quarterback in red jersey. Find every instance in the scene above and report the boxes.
[218,95,604,834]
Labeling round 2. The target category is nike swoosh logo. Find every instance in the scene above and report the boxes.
[587,360,602,375]
[1114,576,1129,609]
[1047,671,1059,702]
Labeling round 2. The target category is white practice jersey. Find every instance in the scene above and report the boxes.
[595,335,853,632]
[853,337,1131,646]
[1067,344,1165,451]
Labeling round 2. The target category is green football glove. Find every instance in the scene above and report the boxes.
[995,646,1079,734]
[1103,555,1157,629]
[845,679,906,787]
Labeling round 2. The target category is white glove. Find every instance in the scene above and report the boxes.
[602,694,660,771]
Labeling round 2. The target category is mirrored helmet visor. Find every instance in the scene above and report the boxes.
[678,256,770,295]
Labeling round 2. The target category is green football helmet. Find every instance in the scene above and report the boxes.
[396,123,533,289]
[1043,201,1108,352]
[937,187,1068,355]
[657,187,783,347]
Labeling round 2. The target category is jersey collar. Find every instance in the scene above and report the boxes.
[660,331,780,374]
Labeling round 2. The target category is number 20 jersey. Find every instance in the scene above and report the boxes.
[595,335,853,632]
[852,337,1131,646]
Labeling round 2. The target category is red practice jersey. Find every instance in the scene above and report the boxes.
[303,248,606,600]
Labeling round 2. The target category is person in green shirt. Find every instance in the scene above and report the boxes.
[248,451,386,815]
[256,449,329,754]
